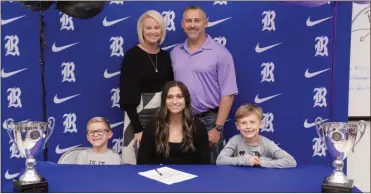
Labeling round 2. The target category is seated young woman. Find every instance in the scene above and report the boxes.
[137,80,210,164]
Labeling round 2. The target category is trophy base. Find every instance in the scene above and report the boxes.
[321,179,354,193]
[13,177,48,193]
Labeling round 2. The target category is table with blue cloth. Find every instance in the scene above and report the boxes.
[3,162,362,193]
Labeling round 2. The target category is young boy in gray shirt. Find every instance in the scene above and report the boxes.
[216,104,297,168]
[77,117,122,165]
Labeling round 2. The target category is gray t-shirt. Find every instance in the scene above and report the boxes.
[216,134,297,168]
[76,148,123,165]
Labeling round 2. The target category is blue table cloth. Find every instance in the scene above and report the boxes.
[3,162,362,192]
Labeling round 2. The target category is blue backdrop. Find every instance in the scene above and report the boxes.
[1,1,352,190]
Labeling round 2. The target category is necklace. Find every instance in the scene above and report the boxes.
[146,52,158,73]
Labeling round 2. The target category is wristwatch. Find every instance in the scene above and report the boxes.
[214,124,224,132]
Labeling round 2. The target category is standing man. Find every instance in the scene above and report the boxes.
[170,5,238,164]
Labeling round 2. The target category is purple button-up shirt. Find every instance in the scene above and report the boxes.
[170,35,238,114]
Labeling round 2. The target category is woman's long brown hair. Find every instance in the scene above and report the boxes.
[155,81,196,157]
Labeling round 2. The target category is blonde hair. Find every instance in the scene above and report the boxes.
[235,104,263,122]
[86,117,112,131]
[137,10,166,45]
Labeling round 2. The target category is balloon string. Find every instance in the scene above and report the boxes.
[40,11,48,161]
[329,2,338,125]
[325,2,338,166]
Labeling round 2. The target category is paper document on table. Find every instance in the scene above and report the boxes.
[138,166,197,185]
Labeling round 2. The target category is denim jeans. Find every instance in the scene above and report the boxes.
[198,111,224,164]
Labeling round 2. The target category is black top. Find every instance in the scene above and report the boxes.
[137,119,211,165]
[119,46,174,133]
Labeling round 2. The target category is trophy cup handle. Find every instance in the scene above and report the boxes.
[315,117,327,149]
[44,117,55,148]
[353,120,367,151]
[4,119,15,142]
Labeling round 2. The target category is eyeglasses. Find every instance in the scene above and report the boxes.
[87,129,110,136]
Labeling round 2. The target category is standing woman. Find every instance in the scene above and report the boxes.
[119,10,173,164]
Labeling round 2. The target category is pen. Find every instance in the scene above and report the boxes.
[155,168,162,176]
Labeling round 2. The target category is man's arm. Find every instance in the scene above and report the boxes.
[209,95,235,145]
[216,48,238,127]
[209,49,238,145]
[216,95,234,126]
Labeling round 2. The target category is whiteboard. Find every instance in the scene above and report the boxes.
[349,3,370,118]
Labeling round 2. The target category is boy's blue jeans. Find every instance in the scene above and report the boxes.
[197,111,225,164]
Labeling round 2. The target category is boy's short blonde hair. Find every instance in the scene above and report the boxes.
[86,117,112,131]
[137,10,166,45]
[235,104,263,122]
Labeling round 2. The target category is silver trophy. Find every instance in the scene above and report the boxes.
[6,119,54,192]
[315,117,366,192]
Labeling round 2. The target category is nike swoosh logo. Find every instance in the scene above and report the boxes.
[305,68,330,78]
[110,121,124,128]
[52,42,79,52]
[1,15,26,25]
[255,42,282,53]
[104,69,120,79]
[55,144,81,154]
[53,94,80,104]
[5,170,19,179]
[103,16,130,27]
[306,16,332,27]
[207,17,232,27]
[304,118,329,128]
[162,43,180,50]
[1,68,27,78]
[254,93,282,104]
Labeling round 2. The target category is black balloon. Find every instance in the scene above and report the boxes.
[21,1,55,11]
[56,1,105,19]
